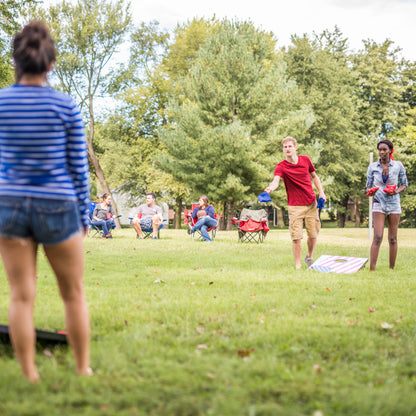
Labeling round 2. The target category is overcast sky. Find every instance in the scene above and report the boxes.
[129,0,416,60]
[39,0,416,60]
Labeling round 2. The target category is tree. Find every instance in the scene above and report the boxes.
[0,0,37,87]
[158,19,314,229]
[106,19,216,228]
[352,39,408,142]
[36,0,131,224]
[285,29,366,227]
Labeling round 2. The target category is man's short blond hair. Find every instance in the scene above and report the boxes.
[282,136,297,146]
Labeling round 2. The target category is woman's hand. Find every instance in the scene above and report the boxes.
[366,187,379,196]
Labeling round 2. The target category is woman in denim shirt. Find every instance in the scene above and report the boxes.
[366,140,408,271]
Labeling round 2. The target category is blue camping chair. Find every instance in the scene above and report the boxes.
[129,215,167,239]
[88,201,120,238]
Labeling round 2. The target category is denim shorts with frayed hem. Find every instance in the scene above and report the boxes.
[0,196,82,246]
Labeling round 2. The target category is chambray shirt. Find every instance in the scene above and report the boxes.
[366,159,408,211]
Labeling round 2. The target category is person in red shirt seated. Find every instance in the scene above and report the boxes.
[265,136,326,269]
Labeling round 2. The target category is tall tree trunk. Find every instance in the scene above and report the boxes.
[226,200,234,230]
[354,198,361,228]
[276,207,285,228]
[337,196,349,228]
[87,111,121,229]
[173,197,182,229]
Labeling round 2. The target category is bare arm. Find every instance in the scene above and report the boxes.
[394,185,407,195]
[265,175,281,193]
[311,171,326,201]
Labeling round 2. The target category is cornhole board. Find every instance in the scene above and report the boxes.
[0,324,67,344]
[308,255,368,273]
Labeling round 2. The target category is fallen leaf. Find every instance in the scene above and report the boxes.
[313,364,322,374]
[391,333,399,338]
[380,322,393,329]
[43,349,53,357]
[135,305,141,309]
[325,287,331,292]
[154,269,158,273]
[348,321,358,326]
[209,281,214,285]
[238,348,255,357]
[124,320,128,326]
[196,327,204,334]
[368,307,375,313]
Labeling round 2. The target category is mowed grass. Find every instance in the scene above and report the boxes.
[1,227,416,416]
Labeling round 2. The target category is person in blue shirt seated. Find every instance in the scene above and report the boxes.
[187,195,218,242]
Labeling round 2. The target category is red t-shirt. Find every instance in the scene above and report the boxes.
[274,155,316,206]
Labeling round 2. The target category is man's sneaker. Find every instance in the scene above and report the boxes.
[105,234,113,239]
[187,223,192,235]
[304,256,314,268]
[151,236,157,240]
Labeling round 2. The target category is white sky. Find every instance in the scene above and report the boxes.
[39,0,416,61]
[129,0,416,61]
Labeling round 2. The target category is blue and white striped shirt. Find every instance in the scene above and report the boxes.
[0,84,90,227]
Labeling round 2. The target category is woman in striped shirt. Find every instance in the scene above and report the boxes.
[0,21,91,382]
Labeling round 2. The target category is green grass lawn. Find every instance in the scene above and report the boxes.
[1,227,416,416]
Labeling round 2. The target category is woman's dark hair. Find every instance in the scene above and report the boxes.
[102,193,110,201]
[377,139,393,152]
[13,21,56,81]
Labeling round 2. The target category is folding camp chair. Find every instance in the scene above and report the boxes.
[184,204,222,241]
[232,208,269,243]
[88,201,119,238]
[129,214,167,239]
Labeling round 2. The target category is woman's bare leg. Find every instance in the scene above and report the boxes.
[44,233,91,375]
[0,237,39,382]
[387,214,400,269]
[370,212,386,271]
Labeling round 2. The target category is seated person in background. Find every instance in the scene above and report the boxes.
[132,192,163,239]
[187,195,218,242]
[92,193,116,239]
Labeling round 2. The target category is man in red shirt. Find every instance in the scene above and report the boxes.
[265,136,326,269]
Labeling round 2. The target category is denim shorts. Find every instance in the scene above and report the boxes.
[0,196,82,246]
[373,200,402,215]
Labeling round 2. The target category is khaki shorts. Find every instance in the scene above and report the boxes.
[288,202,321,241]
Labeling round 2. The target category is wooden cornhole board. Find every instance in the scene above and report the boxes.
[308,255,368,273]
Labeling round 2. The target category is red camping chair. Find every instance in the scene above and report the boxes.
[232,208,269,243]
[184,204,222,241]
